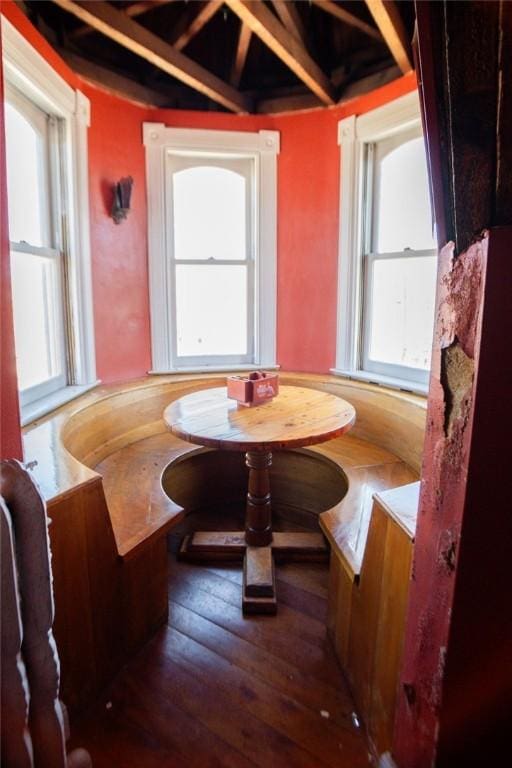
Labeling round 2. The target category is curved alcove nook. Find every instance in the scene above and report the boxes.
[21,371,425,714]
[162,447,349,544]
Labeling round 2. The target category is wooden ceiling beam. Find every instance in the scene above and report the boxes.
[225,0,335,105]
[311,1,382,42]
[171,0,223,52]
[58,49,174,107]
[364,0,413,73]
[125,0,175,17]
[271,1,307,46]
[231,22,252,88]
[70,0,175,40]
[256,63,400,114]
[52,0,250,113]
[311,0,382,41]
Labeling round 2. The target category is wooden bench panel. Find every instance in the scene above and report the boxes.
[327,483,420,757]
[319,460,417,579]
[95,432,193,559]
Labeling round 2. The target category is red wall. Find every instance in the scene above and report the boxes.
[0,14,22,459]
[83,83,152,382]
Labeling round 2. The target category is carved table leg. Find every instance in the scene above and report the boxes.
[243,451,276,614]
[244,450,273,546]
[178,447,327,616]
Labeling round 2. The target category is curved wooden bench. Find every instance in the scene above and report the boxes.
[21,371,426,713]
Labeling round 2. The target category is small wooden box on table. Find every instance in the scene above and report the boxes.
[164,385,355,614]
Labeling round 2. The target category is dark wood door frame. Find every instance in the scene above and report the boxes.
[393,3,512,767]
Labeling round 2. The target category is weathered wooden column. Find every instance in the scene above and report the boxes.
[393,3,512,767]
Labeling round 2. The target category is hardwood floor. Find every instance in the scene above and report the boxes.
[70,541,372,767]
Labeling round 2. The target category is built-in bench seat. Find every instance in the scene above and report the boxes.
[95,432,192,559]
[327,481,420,756]
[318,445,417,580]
[21,372,426,713]
[94,428,417,565]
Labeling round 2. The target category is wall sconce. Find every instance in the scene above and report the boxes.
[111,176,134,224]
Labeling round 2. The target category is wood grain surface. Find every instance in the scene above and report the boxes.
[164,386,356,451]
[69,535,372,767]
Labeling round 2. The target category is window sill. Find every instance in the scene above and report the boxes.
[148,364,280,375]
[21,381,101,427]
[330,368,428,397]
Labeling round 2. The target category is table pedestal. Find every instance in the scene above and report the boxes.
[179,449,329,615]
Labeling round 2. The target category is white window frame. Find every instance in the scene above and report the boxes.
[2,16,97,424]
[144,123,279,373]
[333,91,433,395]
[6,84,68,406]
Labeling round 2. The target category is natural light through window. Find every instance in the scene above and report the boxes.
[367,255,437,370]
[173,166,247,261]
[5,102,49,247]
[336,93,437,390]
[10,251,64,391]
[365,133,437,378]
[167,154,254,365]
[144,124,278,373]
[5,91,67,398]
[176,265,248,356]
[373,137,437,253]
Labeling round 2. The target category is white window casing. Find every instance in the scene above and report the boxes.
[144,123,279,373]
[2,16,97,423]
[333,91,433,395]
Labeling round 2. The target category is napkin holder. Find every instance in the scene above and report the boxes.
[227,371,279,407]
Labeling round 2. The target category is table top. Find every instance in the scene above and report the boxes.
[163,385,356,452]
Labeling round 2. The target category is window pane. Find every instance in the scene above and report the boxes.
[367,255,436,370]
[5,101,49,247]
[176,265,248,357]
[10,250,64,390]
[173,166,247,261]
[373,136,436,253]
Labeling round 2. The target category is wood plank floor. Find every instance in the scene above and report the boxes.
[69,551,372,767]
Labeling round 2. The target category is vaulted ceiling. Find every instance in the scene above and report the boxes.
[23,1,416,113]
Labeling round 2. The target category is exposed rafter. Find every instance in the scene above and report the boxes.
[311,0,382,42]
[171,0,223,52]
[231,22,252,88]
[225,0,336,105]
[271,1,307,46]
[70,0,175,40]
[58,49,174,107]
[364,0,413,73]
[256,63,400,114]
[51,0,250,113]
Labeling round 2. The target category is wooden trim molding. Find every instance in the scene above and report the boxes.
[143,124,279,374]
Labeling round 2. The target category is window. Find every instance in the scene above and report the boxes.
[335,91,437,393]
[168,155,254,366]
[144,124,279,373]
[2,17,96,423]
[5,86,67,405]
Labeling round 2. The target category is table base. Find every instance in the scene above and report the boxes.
[178,530,329,615]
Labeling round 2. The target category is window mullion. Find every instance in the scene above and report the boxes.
[170,258,250,266]
[10,241,60,259]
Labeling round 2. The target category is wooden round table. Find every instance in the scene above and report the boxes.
[164,385,355,614]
